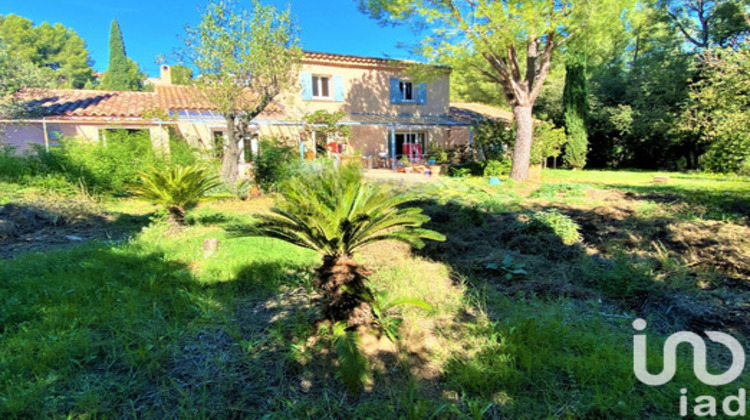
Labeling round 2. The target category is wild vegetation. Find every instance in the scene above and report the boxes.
[1,140,748,417]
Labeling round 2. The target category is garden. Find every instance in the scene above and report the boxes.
[1,133,749,418]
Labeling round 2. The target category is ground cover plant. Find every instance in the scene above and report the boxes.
[1,167,748,418]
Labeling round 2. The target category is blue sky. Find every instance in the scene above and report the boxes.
[2,0,421,77]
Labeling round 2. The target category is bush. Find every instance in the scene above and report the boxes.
[483,159,511,177]
[448,161,485,177]
[526,209,582,245]
[45,131,168,195]
[132,163,222,226]
[253,138,295,192]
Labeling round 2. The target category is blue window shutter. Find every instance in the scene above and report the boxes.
[390,78,401,104]
[333,75,345,102]
[300,72,313,101]
[417,82,427,105]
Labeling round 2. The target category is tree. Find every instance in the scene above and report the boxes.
[679,45,750,173]
[0,37,50,117]
[247,163,444,326]
[562,55,589,169]
[183,0,302,185]
[100,19,144,91]
[660,0,750,48]
[0,14,94,88]
[359,0,628,180]
[170,64,193,85]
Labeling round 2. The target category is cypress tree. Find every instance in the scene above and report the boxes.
[562,55,589,169]
[101,19,137,90]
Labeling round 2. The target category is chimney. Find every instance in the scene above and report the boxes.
[160,65,172,86]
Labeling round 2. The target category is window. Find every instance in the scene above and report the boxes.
[399,81,414,102]
[312,75,331,99]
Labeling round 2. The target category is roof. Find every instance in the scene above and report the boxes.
[302,50,449,71]
[449,102,515,124]
[18,86,284,120]
[21,89,161,118]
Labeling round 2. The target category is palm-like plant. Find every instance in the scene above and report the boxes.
[133,164,222,226]
[248,162,445,326]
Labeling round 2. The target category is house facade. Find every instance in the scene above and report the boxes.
[1,51,510,170]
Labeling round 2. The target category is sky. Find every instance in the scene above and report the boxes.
[2,0,422,77]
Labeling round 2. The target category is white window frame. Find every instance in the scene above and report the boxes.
[399,80,415,102]
[312,75,332,99]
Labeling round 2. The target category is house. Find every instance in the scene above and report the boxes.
[1,51,512,171]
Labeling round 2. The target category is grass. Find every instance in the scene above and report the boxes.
[1,168,749,418]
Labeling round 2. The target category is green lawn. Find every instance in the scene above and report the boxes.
[1,169,748,418]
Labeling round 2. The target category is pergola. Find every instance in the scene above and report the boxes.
[174,110,475,170]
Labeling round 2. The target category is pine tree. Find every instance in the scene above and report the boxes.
[562,56,589,169]
[101,19,142,91]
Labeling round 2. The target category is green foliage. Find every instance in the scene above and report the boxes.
[485,255,528,280]
[169,64,193,85]
[562,57,589,169]
[526,209,582,245]
[250,162,445,257]
[661,0,750,48]
[425,142,448,164]
[253,138,295,192]
[330,322,370,392]
[132,164,222,225]
[0,14,94,88]
[47,131,163,195]
[100,19,144,91]
[303,110,351,146]
[483,159,512,177]
[183,0,302,184]
[473,119,512,162]
[531,120,568,165]
[679,46,750,173]
[167,129,199,167]
[0,37,50,117]
[369,291,433,341]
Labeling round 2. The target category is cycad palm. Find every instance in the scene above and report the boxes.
[133,164,222,226]
[251,163,444,326]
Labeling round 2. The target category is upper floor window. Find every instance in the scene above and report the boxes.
[390,78,426,105]
[313,75,331,99]
[399,81,414,102]
[301,72,344,102]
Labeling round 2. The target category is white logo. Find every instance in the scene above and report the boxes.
[633,318,745,386]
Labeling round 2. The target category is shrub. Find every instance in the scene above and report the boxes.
[483,159,511,177]
[46,131,166,195]
[526,209,582,245]
[425,142,448,164]
[253,138,295,192]
[168,128,199,167]
[132,164,222,226]
[448,161,485,177]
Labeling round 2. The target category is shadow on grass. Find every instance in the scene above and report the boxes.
[411,197,749,333]
[601,181,750,223]
[0,202,152,259]
[0,241,324,418]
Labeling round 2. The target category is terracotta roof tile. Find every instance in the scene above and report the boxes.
[19,86,286,120]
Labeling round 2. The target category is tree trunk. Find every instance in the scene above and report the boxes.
[510,104,534,181]
[315,255,374,327]
[167,205,186,227]
[221,114,239,185]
